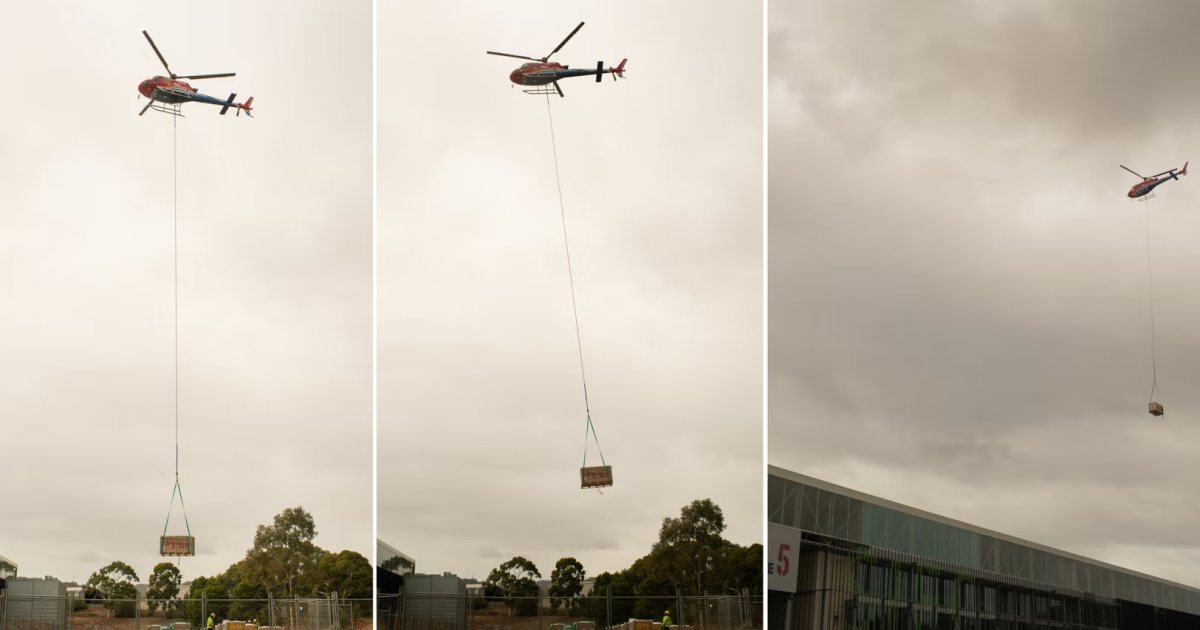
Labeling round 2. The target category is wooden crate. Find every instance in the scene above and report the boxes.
[581,466,614,489]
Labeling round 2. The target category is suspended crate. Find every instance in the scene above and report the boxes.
[580,465,613,489]
[1149,402,1164,417]
[160,535,195,556]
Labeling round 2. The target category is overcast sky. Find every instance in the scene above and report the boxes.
[378,1,762,580]
[0,2,371,583]
[770,0,1200,588]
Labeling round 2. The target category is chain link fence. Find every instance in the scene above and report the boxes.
[377,592,760,630]
[0,593,372,630]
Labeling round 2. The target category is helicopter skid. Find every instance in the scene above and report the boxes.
[149,101,184,117]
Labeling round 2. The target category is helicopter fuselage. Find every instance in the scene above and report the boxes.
[1128,175,1175,199]
[138,76,252,114]
[139,76,197,102]
[510,62,610,86]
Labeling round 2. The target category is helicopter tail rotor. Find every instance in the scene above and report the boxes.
[610,59,627,81]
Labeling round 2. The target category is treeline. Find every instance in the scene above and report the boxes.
[482,499,761,618]
[84,507,371,623]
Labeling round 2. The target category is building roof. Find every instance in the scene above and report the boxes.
[769,465,1200,613]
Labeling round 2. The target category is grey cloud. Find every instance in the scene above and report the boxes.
[770,0,1200,586]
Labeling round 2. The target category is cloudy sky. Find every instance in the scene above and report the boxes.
[0,2,371,582]
[770,1,1200,587]
[378,1,762,580]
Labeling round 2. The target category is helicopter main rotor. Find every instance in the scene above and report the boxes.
[143,30,235,80]
[487,21,585,63]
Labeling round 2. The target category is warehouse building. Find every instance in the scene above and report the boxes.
[768,465,1200,630]
[2,577,69,629]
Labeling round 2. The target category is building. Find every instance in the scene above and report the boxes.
[768,465,1200,630]
[0,555,16,580]
[390,574,468,629]
[2,578,69,628]
[376,540,415,576]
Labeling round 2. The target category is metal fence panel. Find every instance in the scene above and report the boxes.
[0,594,371,630]
[378,591,760,630]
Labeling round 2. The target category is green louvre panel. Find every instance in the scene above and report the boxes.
[160,535,195,556]
[580,466,613,489]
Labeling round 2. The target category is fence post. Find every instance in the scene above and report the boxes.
[675,591,683,628]
[268,593,275,629]
[202,592,207,628]
[398,589,405,630]
[605,588,611,630]
[537,594,542,630]
[136,592,142,630]
[0,588,6,630]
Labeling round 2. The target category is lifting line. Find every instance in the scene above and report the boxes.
[1144,196,1160,403]
[544,95,608,478]
[163,114,192,544]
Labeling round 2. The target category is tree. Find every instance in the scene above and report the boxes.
[198,580,231,623]
[307,550,372,599]
[147,563,182,616]
[379,555,414,574]
[0,558,16,578]
[86,561,139,618]
[548,558,585,613]
[715,543,762,593]
[649,499,728,595]
[486,556,541,616]
[584,571,636,622]
[308,550,372,622]
[229,580,267,622]
[241,507,324,597]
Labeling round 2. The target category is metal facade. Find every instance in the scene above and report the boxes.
[768,466,1200,620]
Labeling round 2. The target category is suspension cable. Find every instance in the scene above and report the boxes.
[1145,196,1159,402]
[174,114,179,479]
[164,114,191,539]
[543,95,607,471]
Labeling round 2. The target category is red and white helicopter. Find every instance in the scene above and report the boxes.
[1121,162,1187,200]
[487,22,626,98]
[138,31,253,117]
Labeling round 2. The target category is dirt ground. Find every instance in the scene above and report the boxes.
[465,606,597,630]
[64,605,372,630]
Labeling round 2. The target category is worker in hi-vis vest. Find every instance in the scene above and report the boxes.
[207,613,215,629]
[662,611,672,628]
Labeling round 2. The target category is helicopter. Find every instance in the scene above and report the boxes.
[1121,162,1187,200]
[138,31,253,117]
[487,22,626,98]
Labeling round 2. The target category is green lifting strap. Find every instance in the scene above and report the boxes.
[162,476,192,537]
[581,409,607,470]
